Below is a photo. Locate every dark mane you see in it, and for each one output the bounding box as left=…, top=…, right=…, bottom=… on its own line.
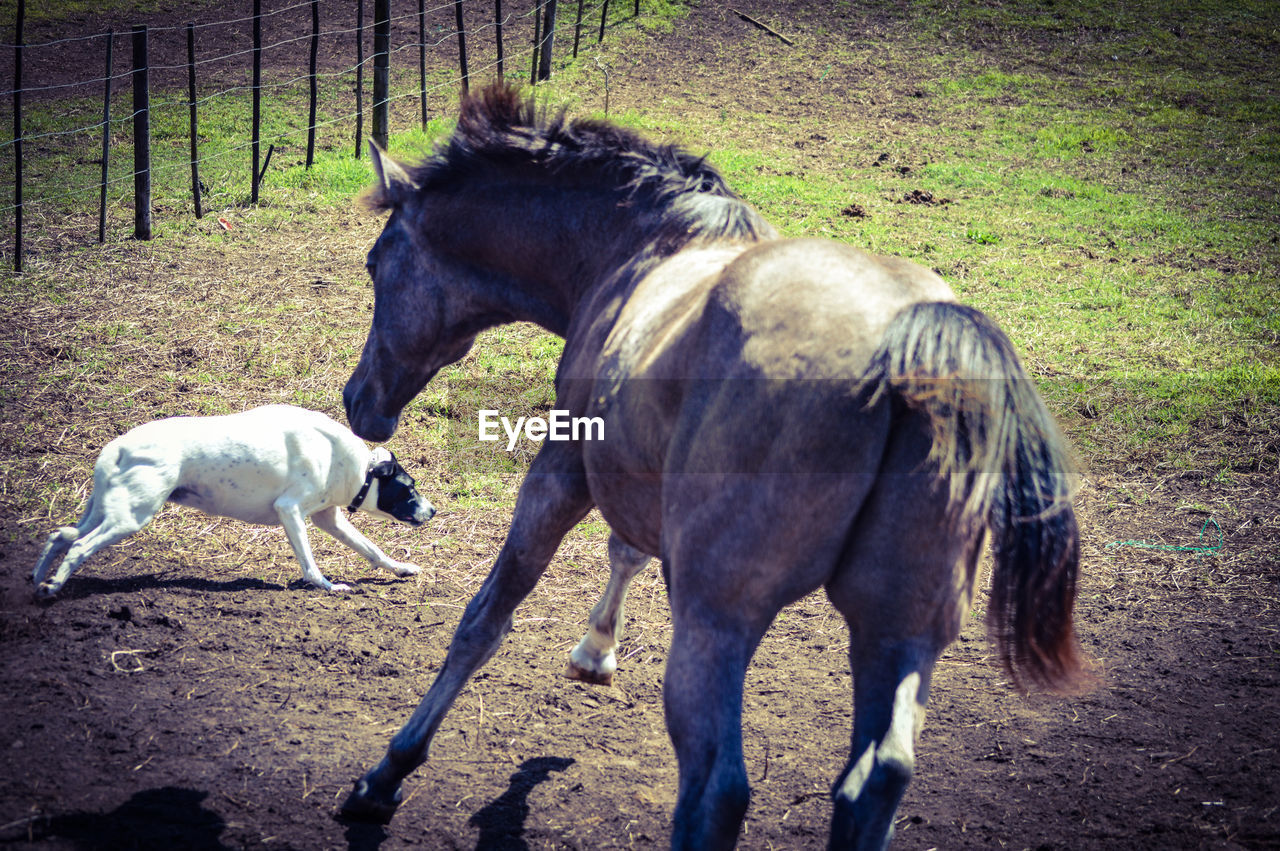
left=392, top=84, right=774, bottom=249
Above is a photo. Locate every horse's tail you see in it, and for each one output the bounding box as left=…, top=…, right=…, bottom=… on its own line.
left=863, top=301, right=1091, bottom=693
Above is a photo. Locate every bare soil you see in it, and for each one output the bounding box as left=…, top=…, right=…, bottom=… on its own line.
left=3, top=2, right=1279, bottom=850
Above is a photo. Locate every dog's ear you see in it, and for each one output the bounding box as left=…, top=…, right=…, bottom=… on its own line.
left=370, top=446, right=398, bottom=476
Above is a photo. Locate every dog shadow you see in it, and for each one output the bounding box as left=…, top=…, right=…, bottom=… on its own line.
left=38, top=573, right=285, bottom=601
left=9, top=786, right=228, bottom=849
left=36, top=571, right=411, bottom=603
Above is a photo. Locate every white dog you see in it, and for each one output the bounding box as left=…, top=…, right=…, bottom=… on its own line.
left=31, top=405, right=435, bottom=598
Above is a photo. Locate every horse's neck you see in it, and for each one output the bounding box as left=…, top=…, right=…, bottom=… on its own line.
left=426, top=183, right=651, bottom=337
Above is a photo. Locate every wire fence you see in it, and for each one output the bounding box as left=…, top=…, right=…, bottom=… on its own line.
left=3, top=0, right=643, bottom=271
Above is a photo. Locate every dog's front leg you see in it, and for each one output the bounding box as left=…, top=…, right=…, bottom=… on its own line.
left=275, top=500, right=350, bottom=592
left=311, top=506, right=423, bottom=579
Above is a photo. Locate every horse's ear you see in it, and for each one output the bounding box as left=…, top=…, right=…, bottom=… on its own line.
left=368, top=141, right=418, bottom=209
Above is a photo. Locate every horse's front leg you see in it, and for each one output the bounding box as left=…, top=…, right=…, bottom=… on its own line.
left=340, top=442, right=592, bottom=823
left=565, top=533, right=651, bottom=685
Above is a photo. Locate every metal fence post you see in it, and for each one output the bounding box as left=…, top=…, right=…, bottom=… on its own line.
left=307, top=0, right=319, bottom=167
left=132, top=25, right=152, bottom=240
left=373, top=0, right=390, bottom=150
left=454, top=0, right=469, bottom=92
left=251, top=0, right=262, bottom=203
left=187, top=24, right=202, bottom=218
left=98, top=30, right=113, bottom=242
left=354, top=0, right=364, bottom=158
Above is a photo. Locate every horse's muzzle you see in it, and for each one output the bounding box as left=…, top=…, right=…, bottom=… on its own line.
left=343, top=381, right=401, bottom=443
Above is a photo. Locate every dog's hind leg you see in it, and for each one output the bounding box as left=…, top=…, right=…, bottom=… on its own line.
left=275, top=500, right=349, bottom=592
left=32, top=526, right=83, bottom=589
left=311, top=506, right=422, bottom=579
left=32, top=472, right=110, bottom=590
left=35, top=476, right=167, bottom=598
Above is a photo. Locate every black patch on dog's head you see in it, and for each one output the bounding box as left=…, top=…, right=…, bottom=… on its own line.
left=374, top=453, right=434, bottom=526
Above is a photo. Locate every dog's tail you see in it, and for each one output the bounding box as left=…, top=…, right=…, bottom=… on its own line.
left=863, top=301, right=1091, bottom=693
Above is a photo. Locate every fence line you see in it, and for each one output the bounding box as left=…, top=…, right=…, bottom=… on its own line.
left=5, top=0, right=624, bottom=255
left=0, top=23, right=577, bottom=223
left=4, top=0, right=634, bottom=268
left=2, top=17, right=550, bottom=145
left=0, top=1, right=536, bottom=107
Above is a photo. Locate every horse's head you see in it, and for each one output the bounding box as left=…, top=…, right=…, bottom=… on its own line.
left=344, top=144, right=477, bottom=442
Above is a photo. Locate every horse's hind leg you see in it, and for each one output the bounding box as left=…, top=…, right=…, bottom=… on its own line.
left=829, top=642, right=937, bottom=850
left=565, top=532, right=650, bottom=685
left=664, top=602, right=761, bottom=851
left=824, top=433, right=980, bottom=850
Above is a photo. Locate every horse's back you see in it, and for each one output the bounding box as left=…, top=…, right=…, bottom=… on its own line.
left=714, top=238, right=955, bottom=378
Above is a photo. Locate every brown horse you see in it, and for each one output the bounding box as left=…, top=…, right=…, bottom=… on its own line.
left=340, top=84, right=1088, bottom=849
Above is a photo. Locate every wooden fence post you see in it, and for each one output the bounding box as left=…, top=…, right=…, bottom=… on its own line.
left=454, top=0, right=469, bottom=93
left=494, top=0, right=504, bottom=80
left=420, top=0, right=430, bottom=126
left=98, top=30, right=113, bottom=242
left=373, top=0, right=389, bottom=150
left=598, top=0, right=609, bottom=42
left=530, top=0, right=542, bottom=84
left=132, top=25, right=151, bottom=240
left=12, top=0, right=23, bottom=271
left=537, top=0, right=557, bottom=81
left=307, top=0, right=319, bottom=167
left=354, top=0, right=364, bottom=158
left=251, top=0, right=262, bottom=204
left=573, top=0, right=584, bottom=58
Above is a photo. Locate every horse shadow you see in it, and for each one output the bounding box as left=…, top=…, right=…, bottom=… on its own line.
left=10, top=786, right=228, bottom=850
left=339, top=756, right=575, bottom=851
left=469, top=756, right=576, bottom=851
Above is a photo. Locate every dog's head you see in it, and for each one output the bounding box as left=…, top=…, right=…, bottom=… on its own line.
left=358, top=447, right=435, bottom=527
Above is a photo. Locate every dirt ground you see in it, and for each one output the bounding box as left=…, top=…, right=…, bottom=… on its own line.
left=3, top=2, right=1279, bottom=849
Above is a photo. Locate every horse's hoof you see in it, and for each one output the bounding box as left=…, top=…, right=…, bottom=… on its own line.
left=563, top=660, right=613, bottom=687
left=337, top=780, right=402, bottom=824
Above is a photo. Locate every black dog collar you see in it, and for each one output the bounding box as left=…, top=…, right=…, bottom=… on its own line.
left=348, top=468, right=375, bottom=513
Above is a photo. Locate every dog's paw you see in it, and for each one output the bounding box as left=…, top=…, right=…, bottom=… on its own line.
left=391, top=562, right=421, bottom=577
left=329, top=582, right=353, bottom=593
left=33, top=582, right=61, bottom=601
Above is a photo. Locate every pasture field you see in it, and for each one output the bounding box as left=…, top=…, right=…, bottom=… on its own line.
left=1, top=0, right=1277, bottom=848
